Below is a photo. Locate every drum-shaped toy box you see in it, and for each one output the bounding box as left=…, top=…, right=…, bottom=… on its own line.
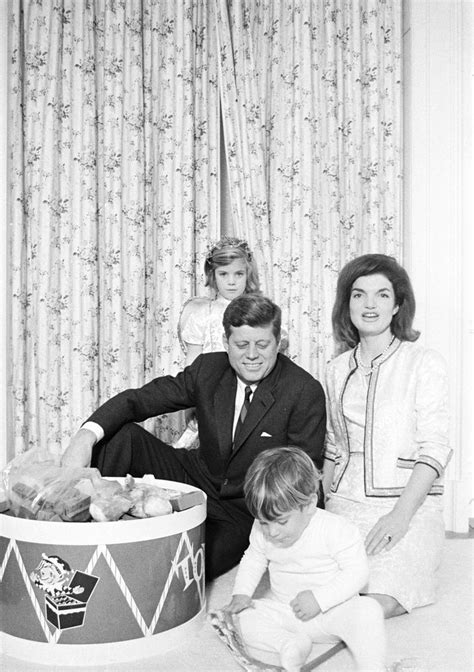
left=0, top=461, right=206, bottom=667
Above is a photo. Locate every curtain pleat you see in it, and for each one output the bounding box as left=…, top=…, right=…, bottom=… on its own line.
left=216, top=0, right=403, bottom=376
left=9, top=0, right=403, bottom=456
left=9, top=0, right=220, bottom=456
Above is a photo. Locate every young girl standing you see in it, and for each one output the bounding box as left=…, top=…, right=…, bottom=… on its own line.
left=178, top=236, right=261, bottom=365
left=174, top=237, right=261, bottom=448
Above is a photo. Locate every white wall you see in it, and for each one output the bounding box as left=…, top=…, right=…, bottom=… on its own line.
left=0, top=0, right=8, bottom=469
left=403, top=0, right=473, bottom=531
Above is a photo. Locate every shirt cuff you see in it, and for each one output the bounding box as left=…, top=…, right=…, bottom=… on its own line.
left=81, top=421, right=104, bottom=443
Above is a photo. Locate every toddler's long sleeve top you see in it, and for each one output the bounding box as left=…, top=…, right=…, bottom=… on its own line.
left=232, top=508, right=368, bottom=613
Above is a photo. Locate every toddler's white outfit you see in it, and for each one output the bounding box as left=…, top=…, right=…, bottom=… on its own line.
left=233, top=508, right=386, bottom=671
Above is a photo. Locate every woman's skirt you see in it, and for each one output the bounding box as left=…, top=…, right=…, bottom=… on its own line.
left=326, top=454, right=445, bottom=611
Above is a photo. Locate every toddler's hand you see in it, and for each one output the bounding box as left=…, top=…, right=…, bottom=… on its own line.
left=290, top=590, right=321, bottom=621
left=224, top=594, right=254, bottom=614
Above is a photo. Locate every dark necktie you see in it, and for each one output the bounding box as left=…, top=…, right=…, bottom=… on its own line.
left=233, top=385, right=252, bottom=447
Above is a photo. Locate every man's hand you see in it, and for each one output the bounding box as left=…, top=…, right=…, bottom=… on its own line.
left=60, top=428, right=96, bottom=468
left=223, top=594, right=254, bottom=614
left=290, top=590, right=321, bottom=621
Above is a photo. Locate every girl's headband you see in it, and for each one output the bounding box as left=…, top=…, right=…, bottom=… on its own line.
left=206, top=237, right=252, bottom=262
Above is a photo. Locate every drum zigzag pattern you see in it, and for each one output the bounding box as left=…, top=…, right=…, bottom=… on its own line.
left=88, top=544, right=149, bottom=635
left=0, top=538, right=57, bottom=643
left=1, top=531, right=206, bottom=642
left=150, top=529, right=205, bottom=633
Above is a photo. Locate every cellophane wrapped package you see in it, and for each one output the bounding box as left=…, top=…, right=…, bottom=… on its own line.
left=2, top=448, right=101, bottom=522
left=1, top=449, right=205, bottom=522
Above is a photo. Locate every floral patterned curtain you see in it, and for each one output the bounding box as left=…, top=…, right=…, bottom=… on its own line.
left=9, top=0, right=220, bottom=457
left=216, top=0, right=403, bottom=376
left=9, top=0, right=403, bottom=459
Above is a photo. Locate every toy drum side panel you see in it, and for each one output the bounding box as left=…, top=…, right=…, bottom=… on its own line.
left=0, top=485, right=206, bottom=666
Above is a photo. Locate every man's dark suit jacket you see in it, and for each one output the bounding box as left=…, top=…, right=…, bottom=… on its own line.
left=87, top=351, right=326, bottom=500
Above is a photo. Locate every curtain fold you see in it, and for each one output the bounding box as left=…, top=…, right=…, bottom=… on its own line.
left=9, top=0, right=220, bottom=456
left=214, top=0, right=273, bottom=294
left=9, top=0, right=403, bottom=457
left=216, top=0, right=403, bottom=375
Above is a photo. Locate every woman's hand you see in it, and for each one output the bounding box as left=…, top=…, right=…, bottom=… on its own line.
left=290, top=590, right=321, bottom=621
left=365, top=509, right=410, bottom=555
left=224, top=594, right=254, bottom=614
left=365, top=463, right=439, bottom=555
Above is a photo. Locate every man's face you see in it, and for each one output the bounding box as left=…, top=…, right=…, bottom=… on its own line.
left=223, top=323, right=280, bottom=385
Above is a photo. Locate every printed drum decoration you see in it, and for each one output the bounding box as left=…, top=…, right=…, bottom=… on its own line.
left=0, top=479, right=206, bottom=666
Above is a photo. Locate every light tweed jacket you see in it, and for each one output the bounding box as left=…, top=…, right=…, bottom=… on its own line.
left=324, top=339, right=452, bottom=498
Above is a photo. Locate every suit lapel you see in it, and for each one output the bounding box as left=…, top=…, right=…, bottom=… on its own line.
left=231, top=359, right=282, bottom=452
left=214, top=367, right=237, bottom=458
left=232, top=384, right=276, bottom=452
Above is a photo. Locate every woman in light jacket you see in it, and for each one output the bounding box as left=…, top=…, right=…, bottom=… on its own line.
left=323, top=254, right=452, bottom=618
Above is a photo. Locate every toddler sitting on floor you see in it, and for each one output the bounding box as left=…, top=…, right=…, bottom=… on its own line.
left=222, top=446, right=386, bottom=672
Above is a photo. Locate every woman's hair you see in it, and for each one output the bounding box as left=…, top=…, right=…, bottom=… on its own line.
left=223, top=293, right=281, bottom=341
left=204, top=237, right=260, bottom=295
left=244, top=447, right=321, bottom=521
left=332, top=253, right=420, bottom=349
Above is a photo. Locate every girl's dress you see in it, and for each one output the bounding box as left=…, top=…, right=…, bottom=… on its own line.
left=325, top=341, right=451, bottom=612
left=179, top=295, right=230, bottom=354
left=175, top=295, right=230, bottom=448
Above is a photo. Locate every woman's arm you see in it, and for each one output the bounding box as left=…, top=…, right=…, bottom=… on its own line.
left=366, top=348, right=451, bottom=555
left=365, top=462, right=438, bottom=555
left=322, top=363, right=340, bottom=498
left=322, top=457, right=336, bottom=500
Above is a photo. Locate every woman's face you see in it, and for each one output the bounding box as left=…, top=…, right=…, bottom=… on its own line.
left=349, top=273, right=399, bottom=339
left=214, top=258, right=248, bottom=300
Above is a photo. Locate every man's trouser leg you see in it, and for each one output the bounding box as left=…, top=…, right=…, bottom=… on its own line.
left=91, top=422, right=253, bottom=580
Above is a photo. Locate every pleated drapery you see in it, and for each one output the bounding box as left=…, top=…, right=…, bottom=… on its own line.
left=9, top=1, right=220, bottom=455
left=9, top=0, right=403, bottom=457
left=216, top=0, right=403, bottom=372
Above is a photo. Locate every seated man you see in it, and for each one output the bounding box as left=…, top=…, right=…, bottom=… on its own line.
left=62, top=294, right=326, bottom=580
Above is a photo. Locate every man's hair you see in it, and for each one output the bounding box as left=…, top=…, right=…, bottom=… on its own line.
left=223, top=294, right=281, bottom=341
left=244, top=447, right=321, bottom=521
left=332, top=253, right=420, bottom=350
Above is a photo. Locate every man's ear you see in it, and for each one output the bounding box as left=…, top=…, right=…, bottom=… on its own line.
left=222, top=333, right=229, bottom=351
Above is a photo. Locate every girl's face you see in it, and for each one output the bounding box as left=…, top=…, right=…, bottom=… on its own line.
left=214, top=258, right=248, bottom=300
left=349, top=273, right=399, bottom=340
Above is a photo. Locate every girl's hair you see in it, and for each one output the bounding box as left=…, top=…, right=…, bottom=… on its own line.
left=204, top=237, right=260, bottom=295
left=332, top=253, right=420, bottom=350
left=244, top=447, right=321, bottom=521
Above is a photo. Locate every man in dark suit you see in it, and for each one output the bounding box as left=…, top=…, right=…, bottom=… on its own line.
left=62, top=294, right=326, bottom=579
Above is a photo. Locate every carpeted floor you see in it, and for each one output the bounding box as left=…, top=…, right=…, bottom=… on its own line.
left=1, top=537, right=472, bottom=672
